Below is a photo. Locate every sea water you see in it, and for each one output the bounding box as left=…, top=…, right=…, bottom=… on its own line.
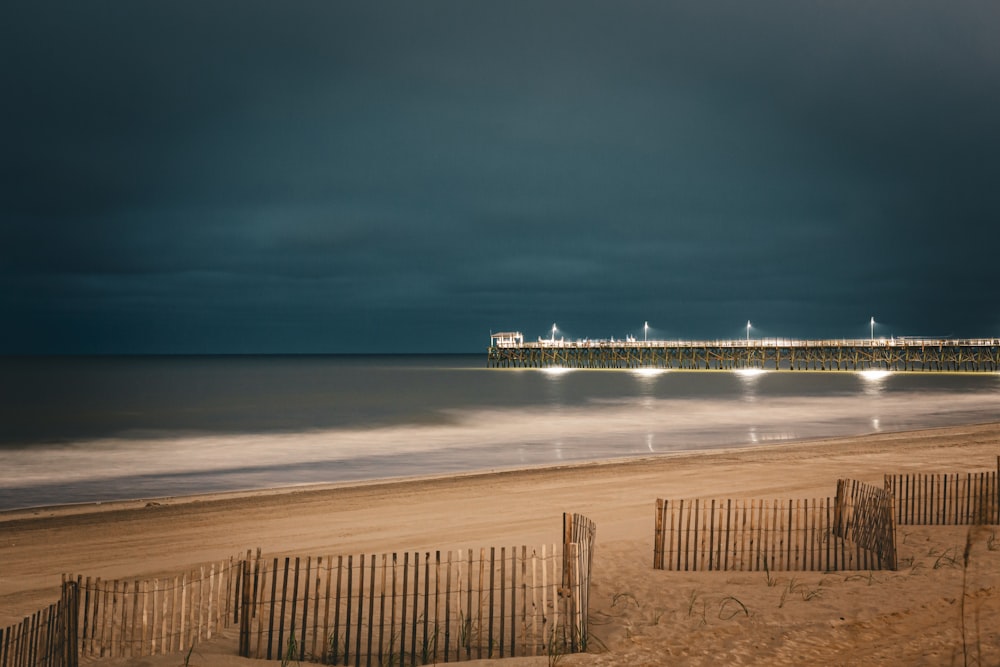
left=1, top=354, right=998, bottom=511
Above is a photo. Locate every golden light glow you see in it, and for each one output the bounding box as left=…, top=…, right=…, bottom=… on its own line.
left=858, top=369, right=892, bottom=381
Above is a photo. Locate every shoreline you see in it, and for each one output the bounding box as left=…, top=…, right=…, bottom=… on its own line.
left=3, top=421, right=1000, bottom=664
left=2, top=420, right=996, bottom=523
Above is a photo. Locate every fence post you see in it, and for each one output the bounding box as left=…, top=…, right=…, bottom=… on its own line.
left=63, top=579, right=80, bottom=667
left=238, top=554, right=253, bottom=657
left=562, top=513, right=573, bottom=592
left=833, top=480, right=844, bottom=537
left=653, top=500, right=664, bottom=569
left=887, top=493, right=898, bottom=570
left=568, top=542, right=579, bottom=653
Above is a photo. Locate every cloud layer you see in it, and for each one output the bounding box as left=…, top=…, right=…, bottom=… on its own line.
left=3, top=1, right=999, bottom=352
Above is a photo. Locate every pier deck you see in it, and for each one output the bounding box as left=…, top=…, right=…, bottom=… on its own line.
left=487, top=336, right=1000, bottom=372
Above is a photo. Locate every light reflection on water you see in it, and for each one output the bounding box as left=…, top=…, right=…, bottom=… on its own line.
left=1, top=357, right=998, bottom=510
left=630, top=368, right=667, bottom=379
left=542, top=366, right=569, bottom=408
left=736, top=369, right=766, bottom=402
left=630, top=368, right=665, bottom=401
left=857, top=370, right=891, bottom=397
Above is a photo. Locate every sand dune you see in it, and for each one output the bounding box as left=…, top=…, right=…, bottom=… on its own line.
left=2, top=422, right=999, bottom=665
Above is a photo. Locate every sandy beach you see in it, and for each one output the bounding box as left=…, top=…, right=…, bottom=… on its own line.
left=2, top=422, right=999, bottom=666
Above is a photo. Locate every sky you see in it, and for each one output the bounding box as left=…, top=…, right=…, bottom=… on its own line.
left=2, top=1, right=999, bottom=354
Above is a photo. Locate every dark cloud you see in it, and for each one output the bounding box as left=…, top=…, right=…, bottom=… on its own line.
left=2, top=0, right=999, bottom=352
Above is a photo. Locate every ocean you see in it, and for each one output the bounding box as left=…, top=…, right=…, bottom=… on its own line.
left=1, top=354, right=998, bottom=511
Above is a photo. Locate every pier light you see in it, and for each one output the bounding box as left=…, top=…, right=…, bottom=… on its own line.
left=870, top=317, right=875, bottom=341
left=644, top=321, right=649, bottom=342
left=551, top=323, right=557, bottom=343
left=746, top=320, right=751, bottom=342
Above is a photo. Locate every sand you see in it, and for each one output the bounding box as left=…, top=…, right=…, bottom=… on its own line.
left=2, top=423, right=999, bottom=665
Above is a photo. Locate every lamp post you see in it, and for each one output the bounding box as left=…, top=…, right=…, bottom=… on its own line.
left=746, top=320, right=751, bottom=343
left=551, top=323, right=557, bottom=343
left=644, top=321, right=649, bottom=342
left=870, top=317, right=875, bottom=342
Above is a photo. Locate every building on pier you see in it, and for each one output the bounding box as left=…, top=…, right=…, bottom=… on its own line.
left=490, top=331, right=524, bottom=347
left=487, top=336, right=1000, bottom=372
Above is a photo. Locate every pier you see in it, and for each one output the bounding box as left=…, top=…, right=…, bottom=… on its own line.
left=487, top=332, right=1000, bottom=372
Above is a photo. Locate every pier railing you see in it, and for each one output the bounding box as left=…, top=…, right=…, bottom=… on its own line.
left=502, top=337, right=1000, bottom=349
left=489, top=337, right=1000, bottom=371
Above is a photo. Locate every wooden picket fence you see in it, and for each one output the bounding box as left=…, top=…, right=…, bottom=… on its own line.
left=239, top=546, right=575, bottom=664
left=238, top=513, right=597, bottom=665
left=0, top=582, right=78, bottom=667
left=885, top=457, right=1000, bottom=525
left=654, top=480, right=897, bottom=572
left=64, top=556, right=241, bottom=660
left=562, top=512, right=596, bottom=652
left=832, top=479, right=897, bottom=570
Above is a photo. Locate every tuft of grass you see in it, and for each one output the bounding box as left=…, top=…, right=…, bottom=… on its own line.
left=380, top=630, right=401, bottom=667
left=418, top=617, right=439, bottom=664
left=457, top=611, right=474, bottom=654
left=844, top=570, right=878, bottom=585
left=890, top=556, right=922, bottom=578
left=933, top=547, right=960, bottom=570
left=762, top=557, right=778, bottom=587
left=800, top=586, right=822, bottom=602
left=325, top=631, right=346, bottom=664
left=778, top=578, right=795, bottom=608
left=577, top=619, right=607, bottom=654
left=718, top=596, right=749, bottom=620
left=280, top=635, right=299, bottom=667
left=778, top=578, right=822, bottom=608
left=546, top=626, right=568, bottom=667
left=611, top=591, right=640, bottom=608
left=685, top=589, right=701, bottom=617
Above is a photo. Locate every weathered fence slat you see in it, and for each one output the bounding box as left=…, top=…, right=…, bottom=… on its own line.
left=3, top=516, right=590, bottom=667
left=61, top=557, right=240, bottom=661
left=226, top=533, right=593, bottom=665
left=654, top=489, right=895, bottom=572
left=0, top=582, right=79, bottom=667
left=885, top=460, right=999, bottom=525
